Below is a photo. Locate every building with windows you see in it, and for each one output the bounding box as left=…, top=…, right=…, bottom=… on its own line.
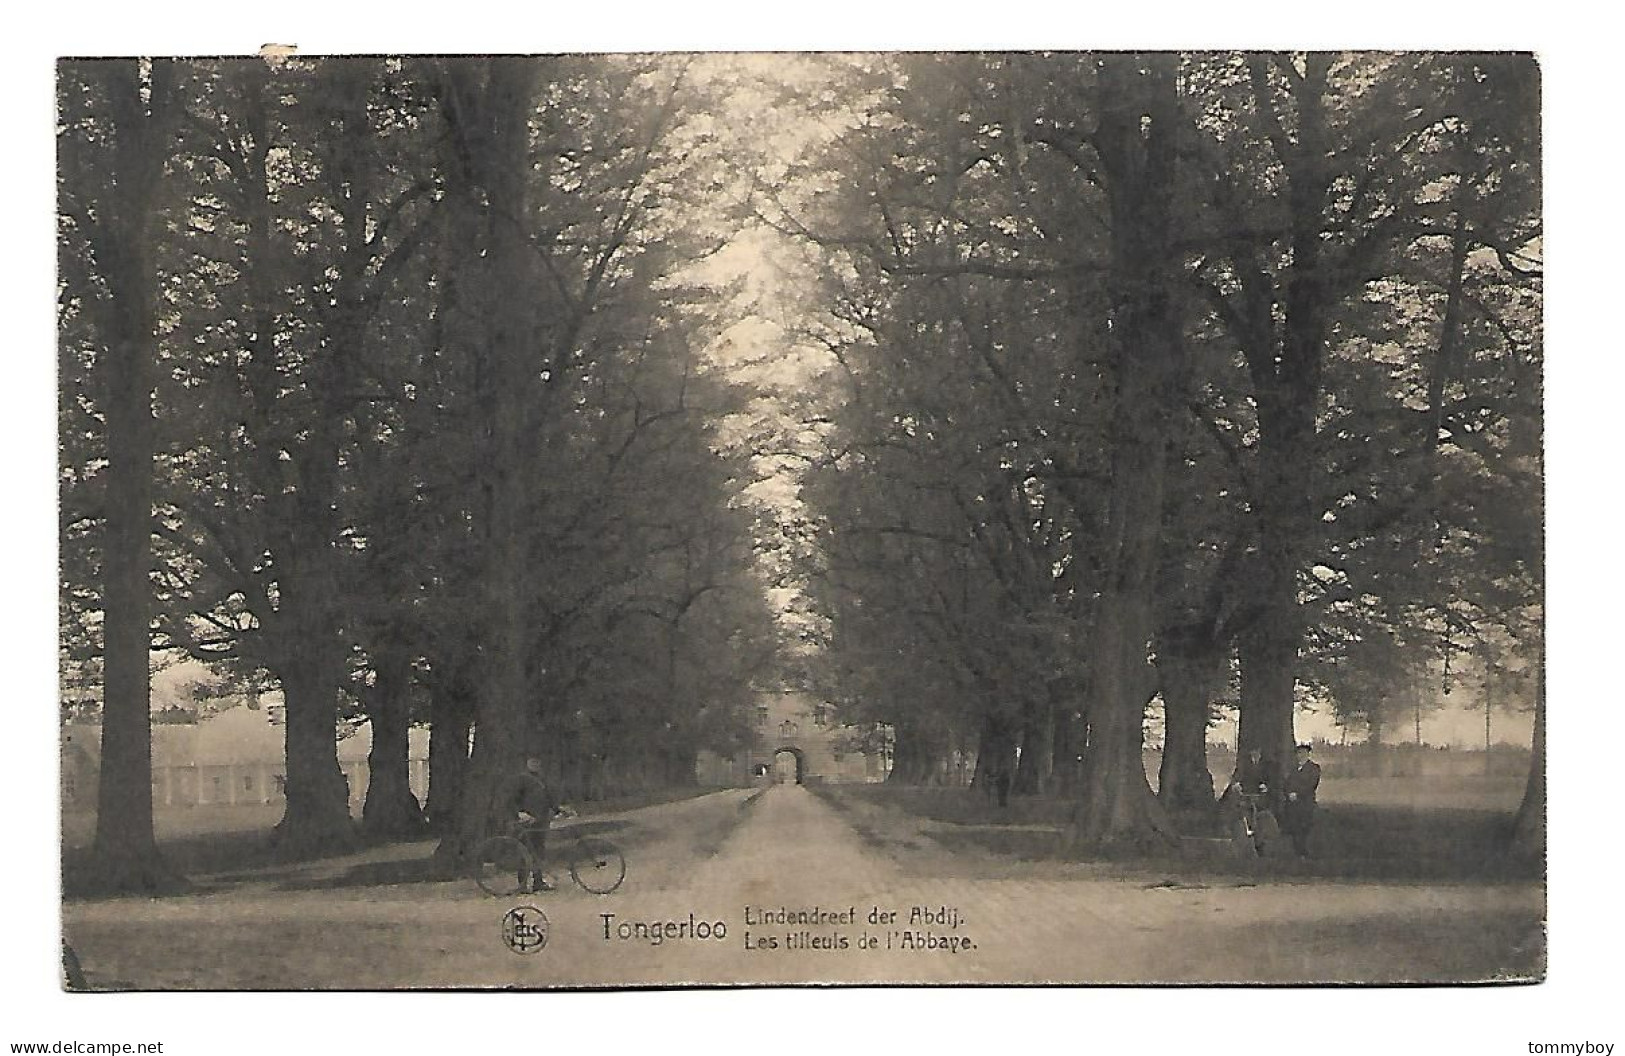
left=61, top=704, right=429, bottom=816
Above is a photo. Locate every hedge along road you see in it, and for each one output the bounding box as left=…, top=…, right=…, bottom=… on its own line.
left=61, top=783, right=1542, bottom=988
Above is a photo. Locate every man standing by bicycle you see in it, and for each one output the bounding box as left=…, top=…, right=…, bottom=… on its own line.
left=1281, top=743, right=1322, bottom=857
left=492, top=755, right=560, bottom=892
left=1223, top=747, right=1281, bottom=855
left=1226, top=747, right=1275, bottom=811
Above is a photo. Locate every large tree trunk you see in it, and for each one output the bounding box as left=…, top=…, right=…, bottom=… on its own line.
left=274, top=657, right=356, bottom=857
left=83, top=60, right=180, bottom=894
left=211, top=58, right=365, bottom=859
left=1067, top=54, right=1182, bottom=851
left=426, top=690, right=473, bottom=834
left=361, top=643, right=429, bottom=839
left=1051, top=700, right=1083, bottom=798
left=971, top=710, right=1016, bottom=800
left=1011, top=691, right=1055, bottom=796
left=1156, top=630, right=1221, bottom=811
left=1228, top=56, right=1338, bottom=795
left=1075, top=611, right=1172, bottom=846
left=433, top=58, right=544, bottom=866
left=269, top=416, right=360, bottom=855
left=1232, top=291, right=1319, bottom=795
left=1510, top=658, right=1544, bottom=858
left=1231, top=316, right=1319, bottom=794
left=886, top=718, right=940, bottom=785
left=1235, top=569, right=1301, bottom=793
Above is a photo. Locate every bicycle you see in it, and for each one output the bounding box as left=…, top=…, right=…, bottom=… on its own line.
left=472, top=816, right=626, bottom=897
left=1230, top=788, right=1281, bottom=858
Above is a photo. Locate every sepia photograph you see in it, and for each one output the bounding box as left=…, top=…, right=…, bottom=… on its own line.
left=48, top=46, right=1553, bottom=996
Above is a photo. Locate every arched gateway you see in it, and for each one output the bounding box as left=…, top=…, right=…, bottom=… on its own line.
left=771, top=746, right=806, bottom=784
left=692, top=691, right=891, bottom=786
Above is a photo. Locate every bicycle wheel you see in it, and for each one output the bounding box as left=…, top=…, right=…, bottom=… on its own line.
left=473, top=835, right=533, bottom=898
left=569, top=837, right=626, bottom=894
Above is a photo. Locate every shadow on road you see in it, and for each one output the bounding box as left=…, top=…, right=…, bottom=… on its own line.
left=64, top=817, right=645, bottom=899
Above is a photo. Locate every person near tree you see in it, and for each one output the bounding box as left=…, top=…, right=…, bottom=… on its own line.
left=1281, top=743, right=1323, bottom=857
left=492, top=755, right=561, bottom=892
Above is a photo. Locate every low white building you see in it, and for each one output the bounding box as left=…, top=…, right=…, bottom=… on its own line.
left=62, top=705, right=429, bottom=815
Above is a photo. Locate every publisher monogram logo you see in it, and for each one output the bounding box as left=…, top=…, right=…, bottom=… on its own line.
left=502, top=905, right=550, bottom=955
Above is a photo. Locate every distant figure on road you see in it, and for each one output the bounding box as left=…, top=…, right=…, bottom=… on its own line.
left=492, top=755, right=561, bottom=892
left=1281, top=743, right=1322, bottom=857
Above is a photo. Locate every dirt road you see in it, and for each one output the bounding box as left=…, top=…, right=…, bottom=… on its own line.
left=62, top=784, right=1542, bottom=988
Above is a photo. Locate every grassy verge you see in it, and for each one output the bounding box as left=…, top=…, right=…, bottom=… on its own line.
left=820, top=781, right=1542, bottom=883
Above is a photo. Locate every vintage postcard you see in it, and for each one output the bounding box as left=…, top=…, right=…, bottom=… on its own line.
left=57, top=50, right=1543, bottom=991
